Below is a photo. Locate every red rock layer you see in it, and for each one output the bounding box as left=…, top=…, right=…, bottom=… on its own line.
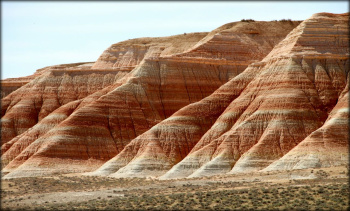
left=1, top=33, right=207, bottom=178
left=1, top=62, right=98, bottom=99
left=160, top=12, right=349, bottom=179
left=263, top=85, right=349, bottom=171
left=1, top=64, right=52, bottom=99
left=89, top=22, right=303, bottom=178
left=91, top=33, right=208, bottom=69
left=1, top=81, right=28, bottom=99
left=2, top=21, right=299, bottom=178
left=1, top=65, right=126, bottom=146
left=90, top=62, right=264, bottom=177
left=1, top=33, right=208, bottom=147
left=1, top=99, right=82, bottom=171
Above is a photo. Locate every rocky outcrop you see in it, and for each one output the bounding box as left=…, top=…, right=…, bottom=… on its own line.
left=161, top=12, right=349, bottom=179
left=2, top=13, right=347, bottom=179
left=1, top=33, right=207, bottom=178
left=89, top=61, right=264, bottom=178
left=1, top=80, right=29, bottom=99
left=2, top=21, right=299, bottom=178
left=1, top=33, right=209, bottom=147
left=92, top=33, right=208, bottom=69
left=1, top=99, right=82, bottom=171
left=89, top=21, right=303, bottom=178
left=0, top=63, right=53, bottom=98
left=262, top=87, right=349, bottom=171
left=1, top=62, right=125, bottom=145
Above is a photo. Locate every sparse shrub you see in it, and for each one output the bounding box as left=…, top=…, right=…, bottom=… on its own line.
left=315, top=169, right=330, bottom=179
left=279, top=19, right=292, bottom=22
left=241, top=19, right=255, bottom=22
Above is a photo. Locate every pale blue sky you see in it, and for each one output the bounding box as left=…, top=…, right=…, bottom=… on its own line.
left=2, top=1, right=348, bottom=79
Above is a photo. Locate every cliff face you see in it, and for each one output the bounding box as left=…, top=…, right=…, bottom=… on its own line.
left=1, top=33, right=207, bottom=146
left=1, top=21, right=299, bottom=178
left=91, top=33, right=208, bottom=69
left=89, top=61, right=263, bottom=177
left=1, top=13, right=348, bottom=179
left=1, top=64, right=52, bottom=99
left=92, top=13, right=348, bottom=179
left=1, top=63, right=126, bottom=145
left=1, top=99, right=82, bottom=170
left=160, top=12, right=349, bottom=179
left=1, top=80, right=30, bottom=99
left=263, top=91, right=349, bottom=171
left=1, top=32, right=207, bottom=177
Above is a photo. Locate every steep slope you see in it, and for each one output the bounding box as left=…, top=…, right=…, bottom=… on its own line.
left=1, top=100, right=82, bottom=171
left=1, top=33, right=207, bottom=177
left=89, top=61, right=264, bottom=177
left=2, top=21, right=300, bottom=178
left=0, top=63, right=55, bottom=99
left=263, top=86, right=349, bottom=171
left=2, top=79, right=32, bottom=99
left=88, top=21, right=303, bottom=178
left=92, top=33, right=208, bottom=69
left=1, top=62, right=126, bottom=145
left=1, top=33, right=208, bottom=147
left=160, top=12, right=349, bottom=179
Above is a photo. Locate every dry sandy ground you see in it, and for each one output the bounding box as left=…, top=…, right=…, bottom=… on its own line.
left=1, top=165, right=348, bottom=210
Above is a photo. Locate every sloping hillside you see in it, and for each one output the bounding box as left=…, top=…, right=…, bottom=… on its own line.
left=2, top=13, right=347, bottom=179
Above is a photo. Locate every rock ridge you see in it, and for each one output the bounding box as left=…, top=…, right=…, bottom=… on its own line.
left=2, top=13, right=347, bottom=179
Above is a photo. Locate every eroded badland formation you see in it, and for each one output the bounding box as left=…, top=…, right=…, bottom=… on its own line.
left=1, top=11, right=349, bottom=210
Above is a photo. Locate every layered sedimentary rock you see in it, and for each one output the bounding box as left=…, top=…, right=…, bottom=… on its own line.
left=90, top=61, right=265, bottom=178
left=92, top=33, right=208, bottom=69
left=263, top=87, right=349, bottom=171
left=1, top=99, right=82, bottom=171
left=1, top=33, right=208, bottom=146
left=1, top=62, right=126, bottom=146
left=92, top=13, right=348, bottom=179
left=3, top=13, right=347, bottom=179
left=161, top=12, right=349, bottom=179
left=2, top=21, right=299, bottom=178
left=89, top=21, right=303, bottom=178
left=1, top=80, right=29, bottom=99
left=1, top=63, right=55, bottom=99
left=1, top=33, right=206, bottom=177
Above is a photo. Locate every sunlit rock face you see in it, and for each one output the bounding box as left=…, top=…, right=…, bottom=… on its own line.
left=1, top=99, right=82, bottom=172
left=0, top=33, right=207, bottom=147
left=160, top=12, right=349, bottom=179
left=0, top=32, right=206, bottom=177
left=1, top=64, right=52, bottom=99
left=1, top=62, right=125, bottom=145
left=2, top=80, right=30, bottom=99
left=1, top=20, right=299, bottom=178
left=262, top=89, right=349, bottom=172
left=2, top=13, right=348, bottom=179
left=87, top=21, right=303, bottom=178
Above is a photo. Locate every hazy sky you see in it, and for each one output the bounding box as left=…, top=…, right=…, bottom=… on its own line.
left=2, top=1, right=348, bottom=79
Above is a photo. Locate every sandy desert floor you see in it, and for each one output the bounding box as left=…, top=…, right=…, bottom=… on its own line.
left=1, top=165, right=349, bottom=210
